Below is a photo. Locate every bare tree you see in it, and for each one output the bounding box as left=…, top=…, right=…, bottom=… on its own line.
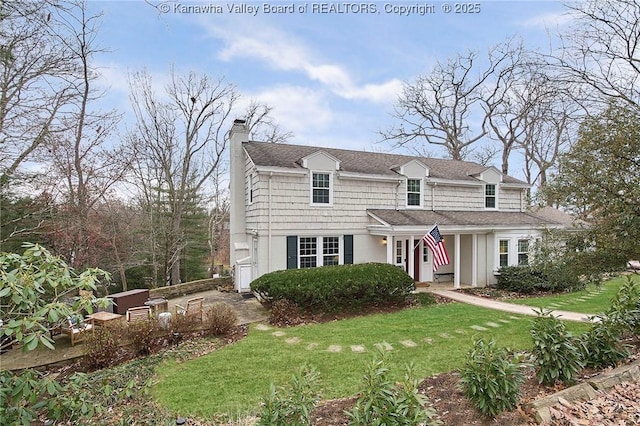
left=0, top=0, right=76, bottom=186
left=243, top=100, right=293, bottom=144
left=41, top=1, right=127, bottom=269
left=128, top=68, right=237, bottom=285
left=554, top=0, right=640, bottom=108
left=382, top=40, right=522, bottom=160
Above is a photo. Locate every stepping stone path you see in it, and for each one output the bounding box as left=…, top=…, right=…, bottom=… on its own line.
left=375, top=342, right=394, bottom=351
left=350, top=345, right=366, bottom=353
left=285, top=337, right=300, bottom=344
left=423, top=337, right=433, bottom=345
left=498, top=319, right=511, bottom=324
left=455, top=329, right=467, bottom=334
left=400, top=340, right=418, bottom=348
left=485, top=322, right=501, bottom=328
left=327, top=345, right=342, bottom=353
left=272, top=331, right=286, bottom=337
left=255, top=324, right=271, bottom=331
left=439, top=333, right=453, bottom=339
left=470, top=325, right=488, bottom=331
left=306, top=343, right=319, bottom=350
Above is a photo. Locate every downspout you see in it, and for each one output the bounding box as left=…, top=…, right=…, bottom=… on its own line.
left=268, top=172, right=273, bottom=272
left=395, top=180, right=402, bottom=210
left=431, top=182, right=436, bottom=211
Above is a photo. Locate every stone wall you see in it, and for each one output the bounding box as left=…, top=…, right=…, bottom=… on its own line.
left=149, top=277, right=232, bottom=299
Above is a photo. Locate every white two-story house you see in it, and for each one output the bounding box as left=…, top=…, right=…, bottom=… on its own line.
left=229, top=119, right=572, bottom=292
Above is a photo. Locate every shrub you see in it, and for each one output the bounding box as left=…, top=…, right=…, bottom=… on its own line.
left=415, top=292, right=438, bottom=307
left=496, top=265, right=584, bottom=294
left=205, top=303, right=238, bottom=336
left=257, top=365, right=321, bottom=426
left=269, top=298, right=303, bottom=327
left=251, top=263, right=415, bottom=314
left=579, top=316, right=629, bottom=369
left=459, top=338, right=526, bottom=418
left=606, top=275, right=640, bottom=334
left=125, top=318, right=163, bottom=356
left=530, top=310, right=585, bottom=386
left=346, top=349, right=440, bottom=426
left=84, top=322, right=127, bottom=370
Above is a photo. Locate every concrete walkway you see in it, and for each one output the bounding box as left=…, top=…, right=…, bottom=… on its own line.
left=427, top=289, right=596, bottom=323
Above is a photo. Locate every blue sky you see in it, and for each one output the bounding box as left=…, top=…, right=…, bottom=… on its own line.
left=90, top=0, right=572, bottom=177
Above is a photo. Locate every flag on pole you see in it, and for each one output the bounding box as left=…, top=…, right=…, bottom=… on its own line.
left=422, top=225, right=450, bottom=272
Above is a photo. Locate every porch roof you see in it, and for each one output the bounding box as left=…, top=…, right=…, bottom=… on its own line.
left=367, top=207, right=575, bottom=228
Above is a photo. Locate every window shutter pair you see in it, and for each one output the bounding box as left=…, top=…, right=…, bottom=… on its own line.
left=286, top=235, right=353, bottom=269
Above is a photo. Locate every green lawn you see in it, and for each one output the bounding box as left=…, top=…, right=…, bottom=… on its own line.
left=504, top=275, right=637, bottom=314
left=152, top=302, right=590, bottom=419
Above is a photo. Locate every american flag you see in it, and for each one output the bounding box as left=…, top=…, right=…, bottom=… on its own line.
left=423, top=225, right=450, bottom=272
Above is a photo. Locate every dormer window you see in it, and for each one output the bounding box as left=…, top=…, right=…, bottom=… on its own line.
left=485, top=184, right=497, bottom=208
left=407, top=178, right=422, bottom=208
left=311, top=172, right=332, bottom=205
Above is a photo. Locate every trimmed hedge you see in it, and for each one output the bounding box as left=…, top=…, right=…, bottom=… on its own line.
left=250, top=263, right=415, bottom=313
left=496, top=265, right=584, bottom=294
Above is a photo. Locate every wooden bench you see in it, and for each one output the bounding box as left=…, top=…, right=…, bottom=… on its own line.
left=434, top=272, right=455, bottom=283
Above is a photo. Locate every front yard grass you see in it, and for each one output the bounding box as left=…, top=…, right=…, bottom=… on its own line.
left=504, top=274, right=637, bottom=314
left=152, top=302, right=590, bottom=420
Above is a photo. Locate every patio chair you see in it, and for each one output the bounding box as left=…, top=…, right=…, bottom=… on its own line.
left=175, top=297, right=204, bottom=322
left=126, top=306, right=152, bottom=322
left=61, top=316, right=94, bottom=346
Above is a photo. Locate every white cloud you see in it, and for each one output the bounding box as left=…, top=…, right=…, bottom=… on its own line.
left=207, top=21, right=401, bottom=104
left=518, top=11, right=575, bottom=30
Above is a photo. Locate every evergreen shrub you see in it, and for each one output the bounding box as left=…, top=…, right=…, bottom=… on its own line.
left=250, top=263, right=415, bottom=313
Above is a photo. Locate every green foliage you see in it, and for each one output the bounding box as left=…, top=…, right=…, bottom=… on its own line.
left=205, top=302, right=238, bottom=336
left=125, top=317, right=163, bottom=356
left=459, top=338, right=526, bottom=418
left=544, top=101, right=640, bottom=268
left=0, top=369, right=103, bottom=425
left=251, top=263, right=415, bottom=313
left=257, top=365, right=322, bottom=426
left=530, top=310, right=585, bottom=386
left=579, top=316, right=629, bottom=370
left=0, top=243, right=111, bottom=351
left=346, top=349, right=440, bottom=426
left=497, top=264, right=584, bottom=294
left=415, top=292, right=438, bottom=306
left=606, top=275, right=640, bottom=334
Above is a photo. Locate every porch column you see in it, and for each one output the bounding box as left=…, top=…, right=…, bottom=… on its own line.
left=454, top=233, right=461, bottom=289
left=408, top=234, right=415, bottom=280
left=386, top=235, right=393, bottom=265
left=471, top=233, right=478, bottom=287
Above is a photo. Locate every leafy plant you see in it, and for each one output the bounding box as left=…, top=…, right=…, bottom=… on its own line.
left=346, top=349, right=440, bottom=426
left=257, top=365, right=322, bottom=426
left=251, top=263, right=415, bottom=314
left=579, top=315, right=629, bottom=369
left=459, top=338, right=526, bottom=417
left=530, top=310, right=585, bottom=386
left=415, top=292, right=438, bottom=306
left=84, top=321, right=127, bottom=370
left=606, top=275, right=640, bottom=334
left=205, top=302, right=238, bottom=336
left=125, top=317, right=163, bottom=356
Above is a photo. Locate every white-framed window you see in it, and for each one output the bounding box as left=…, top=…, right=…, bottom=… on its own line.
left=518, top=239, right=529, bottom=265
left=299, top=237, right=317, bottom=268
left=423, top=244, right=429, bottom=262
left=299, top=236, right=341, bottom=268
left=395, top=240, right=403, bottom=265
left=310, top=172, right=332, bottom=206
left=485, top=184, right=497, bottom=209
left=499, top=239, right=509, bottom=267
left=407, top=178, right=422, bottom=208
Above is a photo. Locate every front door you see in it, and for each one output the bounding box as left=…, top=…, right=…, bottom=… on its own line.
left=413, top=239, right=421, bottom=281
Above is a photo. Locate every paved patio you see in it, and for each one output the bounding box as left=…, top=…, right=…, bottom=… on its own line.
left=0, top=289, right=268, bottom=371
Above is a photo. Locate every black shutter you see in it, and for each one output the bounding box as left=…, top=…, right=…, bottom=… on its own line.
left=344, top=235, right=353, bottom=264
left=286, top=236, right=298, bottom=269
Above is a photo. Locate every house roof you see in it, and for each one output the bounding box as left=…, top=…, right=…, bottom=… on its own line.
left=367, top=209, right=573, bottom=228
left=243, top=142, right=527, bottom=185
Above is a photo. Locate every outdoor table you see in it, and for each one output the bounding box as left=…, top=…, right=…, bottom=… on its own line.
left=86, top=311, right=123, bottom=326
left=144, top=298, right=169, bottom=315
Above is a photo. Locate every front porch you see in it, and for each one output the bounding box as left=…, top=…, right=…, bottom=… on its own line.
left=380, top=233, right=484, bottom=289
